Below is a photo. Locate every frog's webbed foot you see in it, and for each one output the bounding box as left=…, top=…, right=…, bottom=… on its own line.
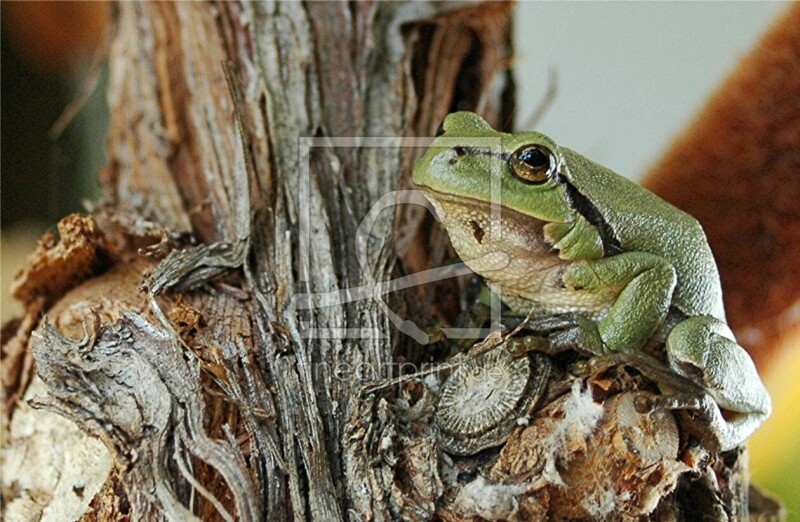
left=506, top=314, right=604, bottom=357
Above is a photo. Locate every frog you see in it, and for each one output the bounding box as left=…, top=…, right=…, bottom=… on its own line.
left=412, top=111, right=771, bottom=452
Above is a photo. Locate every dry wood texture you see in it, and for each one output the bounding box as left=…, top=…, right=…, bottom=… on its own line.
left=3, top=2, right=515, bottom=520
left=0, top=2, right=785, bottom=521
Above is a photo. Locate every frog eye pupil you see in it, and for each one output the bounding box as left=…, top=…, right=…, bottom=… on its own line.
left=519, top=148, right=548, bottom=169
left=509, top=145, right=554, bottom=184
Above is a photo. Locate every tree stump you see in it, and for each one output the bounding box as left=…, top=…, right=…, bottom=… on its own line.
left=1, top=2, right=784, bottom=521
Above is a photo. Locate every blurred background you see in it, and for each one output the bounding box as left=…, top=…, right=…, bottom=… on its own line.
left=1, top=1, right=796, bottom=516
left=1, top=0, right=108, bottom=320
left=514, top=2, right=787, bottom=178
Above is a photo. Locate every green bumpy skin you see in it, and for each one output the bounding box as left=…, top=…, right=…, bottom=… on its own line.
left=413, top=112, right=770, bottom=451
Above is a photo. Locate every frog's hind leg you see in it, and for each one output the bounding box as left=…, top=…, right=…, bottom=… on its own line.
left=569, top=351, right=734, bottom=447
left=665, top=316, right=772, bottom=450
left=666, top=316, right=770, bottom=413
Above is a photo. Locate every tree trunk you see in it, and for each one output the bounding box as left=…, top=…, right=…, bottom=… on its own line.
left=0, top=2, right=784, bottom=521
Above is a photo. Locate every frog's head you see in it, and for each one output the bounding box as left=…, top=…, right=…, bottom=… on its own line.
left=412, top=112, right=584, bottom=275
left=412, top=112, right=575, bottom=225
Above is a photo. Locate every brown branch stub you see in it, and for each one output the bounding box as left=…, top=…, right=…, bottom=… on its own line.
left=10, top=214, right=113, bottom=311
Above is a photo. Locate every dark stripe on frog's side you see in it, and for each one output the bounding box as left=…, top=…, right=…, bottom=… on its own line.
left=561, top=176, right=624, bottom=257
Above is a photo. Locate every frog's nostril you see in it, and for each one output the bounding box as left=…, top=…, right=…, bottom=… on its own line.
left=435, top=121, right=445, bottom=137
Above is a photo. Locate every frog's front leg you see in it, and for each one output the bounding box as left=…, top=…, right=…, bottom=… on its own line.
left=506, top=253, right=676, bottom=356
left=553, top=252, right=677, bottom=354
left=665, top=315, right=771, bottom=451
left=569, top=252, right=678, bottom=353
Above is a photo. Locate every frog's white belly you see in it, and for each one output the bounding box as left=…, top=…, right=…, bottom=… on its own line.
left=428, top=190, right=618, bottom=319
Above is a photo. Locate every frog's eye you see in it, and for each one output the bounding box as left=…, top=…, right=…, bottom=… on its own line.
left=509, top=145, right=556, bottom=184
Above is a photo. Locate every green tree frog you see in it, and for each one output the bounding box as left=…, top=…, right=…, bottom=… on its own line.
left=412, top=112, right=771, bottom=452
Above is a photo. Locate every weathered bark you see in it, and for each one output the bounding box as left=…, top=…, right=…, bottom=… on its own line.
left=3, top=2, right=513, bottom=520
left=1, top=2, right=785, bottom=521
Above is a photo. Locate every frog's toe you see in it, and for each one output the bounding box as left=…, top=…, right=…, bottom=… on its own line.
left=548, top=319, right=604, bottom=355
left=633, top=391, right=705, bottom=414
left=569, top=353, right=631, bottom=376
left=506, top=335, right=550, bottom=356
